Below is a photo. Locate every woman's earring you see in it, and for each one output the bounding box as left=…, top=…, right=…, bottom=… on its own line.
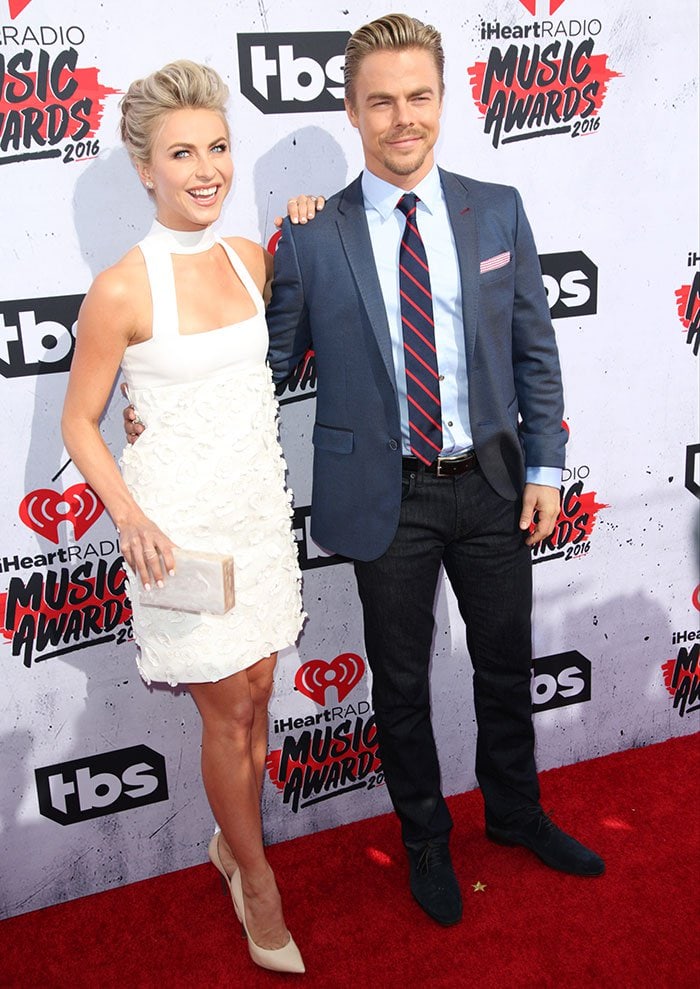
left=145, top=180, right=154, bottom=189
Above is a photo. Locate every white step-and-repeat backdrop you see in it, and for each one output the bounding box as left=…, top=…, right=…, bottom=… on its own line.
left=1, top=0, right=698, bottom=918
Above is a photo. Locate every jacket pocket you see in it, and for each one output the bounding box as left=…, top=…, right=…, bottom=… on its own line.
left=312, top=422, right=354, bottom=454
left=479, top=250, right=511, bottom=274
left=479, top=260, right=513, bottom=285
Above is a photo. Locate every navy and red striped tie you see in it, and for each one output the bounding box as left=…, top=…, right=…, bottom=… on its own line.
left=397, top=193, right=442, bottom=465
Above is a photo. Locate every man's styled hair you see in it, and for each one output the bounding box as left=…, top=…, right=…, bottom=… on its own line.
left=344, top=13, right=445, bottom=106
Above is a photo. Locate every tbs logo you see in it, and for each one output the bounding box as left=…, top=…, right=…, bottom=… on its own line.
left=0, top=295, right=82, bottom=377
left=539, top=252, right=598, bottom=319
left=237, top=32, right=349, bottom=114
left=531, top=650, right=592, bottom=711
left=292, top=505, right=346, bottom=570
left=35, top=745, right=168, bottom=825
left=686, top=443, right=700, bottom=499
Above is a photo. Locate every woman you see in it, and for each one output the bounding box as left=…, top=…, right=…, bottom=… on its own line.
left=62, top=60, right=313, bottom=975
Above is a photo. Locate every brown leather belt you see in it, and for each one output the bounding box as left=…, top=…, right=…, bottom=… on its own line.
left=401, top=450, right=478, bottom=478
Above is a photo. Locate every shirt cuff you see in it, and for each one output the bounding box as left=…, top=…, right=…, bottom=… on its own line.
left=526, top=467, right=562, bottom=488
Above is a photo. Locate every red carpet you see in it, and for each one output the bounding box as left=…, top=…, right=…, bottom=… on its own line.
left=3, top=734, right=699, bottom=988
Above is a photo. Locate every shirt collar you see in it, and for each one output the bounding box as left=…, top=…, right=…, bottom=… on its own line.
left=361, top=163, right=441, bottom=221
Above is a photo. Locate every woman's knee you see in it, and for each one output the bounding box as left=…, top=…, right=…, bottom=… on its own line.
left=190, top=681, right=256, bottom=738
left=205, top=698, right=257, bottom=745
left=247, top=654, right=276, bottom=710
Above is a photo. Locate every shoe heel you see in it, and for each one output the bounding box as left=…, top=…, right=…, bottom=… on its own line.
left=208, top=833, right=244, bottom=921
left=208, top=832, right=238, bottom=889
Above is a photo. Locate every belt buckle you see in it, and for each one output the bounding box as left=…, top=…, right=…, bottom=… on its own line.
left=435, top=456, right=453, bottom=478
left=435, top=452, right=472, bottom=477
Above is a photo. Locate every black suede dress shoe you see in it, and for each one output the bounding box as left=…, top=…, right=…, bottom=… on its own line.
left=407, top=841, right=463, bottom=925
left=486, top=809, right=605, bottom=876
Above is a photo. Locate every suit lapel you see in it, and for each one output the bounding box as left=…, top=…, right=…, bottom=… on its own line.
left=335, top=171, right=478, bottom=392
left=336, top=176, right=398, bottom=395
left=439, top=168, right=478, bottom=372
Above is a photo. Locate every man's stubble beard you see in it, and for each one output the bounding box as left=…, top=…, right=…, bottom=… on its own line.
left=381, top=144, right=431, bottom=178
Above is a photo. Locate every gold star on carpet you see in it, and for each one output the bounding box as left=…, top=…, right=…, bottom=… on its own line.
left=472, top=881, right=487, bottom=892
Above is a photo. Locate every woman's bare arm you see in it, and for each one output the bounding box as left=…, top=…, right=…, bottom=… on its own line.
left=61, top=262, right=176, bottom=588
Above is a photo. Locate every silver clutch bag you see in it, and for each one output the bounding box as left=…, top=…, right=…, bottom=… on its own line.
left=137, top=548, right=235, bottom=615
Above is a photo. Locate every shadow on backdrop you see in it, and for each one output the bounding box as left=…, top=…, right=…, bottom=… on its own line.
left=252, top=126, right=348, bottom=245
left=73, top=147, right=151, bottom=278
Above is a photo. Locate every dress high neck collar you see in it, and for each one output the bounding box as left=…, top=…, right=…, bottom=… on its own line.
left=147, top=219, right=218, bottom=254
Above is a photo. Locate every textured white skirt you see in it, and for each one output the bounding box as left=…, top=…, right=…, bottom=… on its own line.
left=119, top=364, right=304, bottom=686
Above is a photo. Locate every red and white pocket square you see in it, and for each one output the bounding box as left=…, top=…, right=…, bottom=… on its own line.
left=480, top=251, right=511, bottom=274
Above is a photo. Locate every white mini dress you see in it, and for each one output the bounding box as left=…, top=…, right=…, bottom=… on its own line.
left=119, top=221, right=304, bottom=686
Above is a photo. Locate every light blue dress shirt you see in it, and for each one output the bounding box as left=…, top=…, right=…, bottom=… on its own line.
left=361, top=165, right=561, bottom=488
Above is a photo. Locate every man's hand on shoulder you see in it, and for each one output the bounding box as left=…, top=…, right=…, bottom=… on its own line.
left=519, top=483, right=560, bottom=547
left=273, top=194, right=325, bottom=228
left=121, top=382, right=144, bottom=446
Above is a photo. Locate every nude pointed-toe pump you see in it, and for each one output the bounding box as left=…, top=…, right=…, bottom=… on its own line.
left=230, top=869, right=305, bottom=975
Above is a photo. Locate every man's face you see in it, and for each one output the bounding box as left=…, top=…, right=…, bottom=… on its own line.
left=345, top=47, right=443, bottom=189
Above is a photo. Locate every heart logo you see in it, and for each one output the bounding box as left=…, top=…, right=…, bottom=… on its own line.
left=295, top=653, right=365, bottom=706
left=515, top=0, right=566, bottom=15
left=9, top=1, right=33, bottom=19
left=19, top=484, right=105, bottom=545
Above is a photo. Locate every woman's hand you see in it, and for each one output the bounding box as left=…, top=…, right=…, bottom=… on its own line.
left=118, top=513, right=177, bottom=590
left=274, top=194, right=325, bottom=228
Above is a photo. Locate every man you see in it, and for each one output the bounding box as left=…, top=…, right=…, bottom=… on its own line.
left=266, top=13, right=604, bottom=926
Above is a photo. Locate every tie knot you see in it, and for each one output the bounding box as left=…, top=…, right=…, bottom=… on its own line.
left=397, top=192, right=418, bottom=217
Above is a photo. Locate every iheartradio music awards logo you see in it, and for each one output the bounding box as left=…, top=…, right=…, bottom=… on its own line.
left=19, top=483, right=104, bottom=542
left=468, top=0, right=622, bottom=149
left=531, top=425, right=608, bottom=565
left=266, top=653, right=383, bottom=813
left=276, top=349, right=317, bottom=408
left=0, top=482, right=133, bottom=668
left=661, top=586, right=700, bottom=719
left=7, top=0, right=32, bottom=17
left=675, top=252, right=700, bottom=356
left=0, top=0, right=118, bottom=167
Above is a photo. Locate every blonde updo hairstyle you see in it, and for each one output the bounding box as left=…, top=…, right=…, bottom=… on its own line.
left=120, top=59, right=230, bottom=166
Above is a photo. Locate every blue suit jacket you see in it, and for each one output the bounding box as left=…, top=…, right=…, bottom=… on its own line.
left=267, top=168, right=566, bottom=562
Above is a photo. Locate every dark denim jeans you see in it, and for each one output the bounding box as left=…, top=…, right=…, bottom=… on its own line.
left=354, top=464, right=540, bottom=848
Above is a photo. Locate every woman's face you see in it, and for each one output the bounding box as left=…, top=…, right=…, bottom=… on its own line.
left=140, top=107, right=233, bottom=230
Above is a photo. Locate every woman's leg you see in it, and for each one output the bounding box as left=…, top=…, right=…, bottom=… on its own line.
left=188, top=654, right=288, bottom=950
left=248, top=653, right=276, bottom=797
left=205, top=654, right=276, bottom=875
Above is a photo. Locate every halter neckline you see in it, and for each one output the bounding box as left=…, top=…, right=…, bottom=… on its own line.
left=147, top=219, right=218, bottom=254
